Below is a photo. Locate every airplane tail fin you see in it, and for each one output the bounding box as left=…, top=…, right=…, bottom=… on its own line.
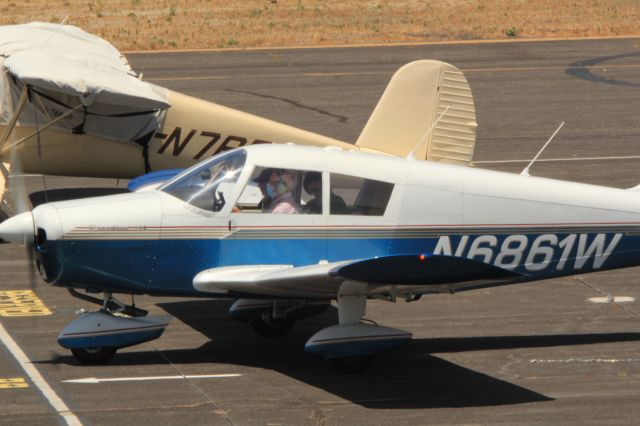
left=355, top=60, right=478, bottom=165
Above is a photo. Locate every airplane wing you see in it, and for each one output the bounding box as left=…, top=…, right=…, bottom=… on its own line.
left=192, top=254, right=525, bottom=299
left=0, top=22, right=169, bottom=145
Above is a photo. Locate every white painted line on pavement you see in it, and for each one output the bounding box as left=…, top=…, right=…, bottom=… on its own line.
left=63, top=373, right=242, bottom=384
left=0, top=321, right=82, bottom=426
left=530, top=358, right=640, bottom=364
left=588, top=296, right=635, bottom=303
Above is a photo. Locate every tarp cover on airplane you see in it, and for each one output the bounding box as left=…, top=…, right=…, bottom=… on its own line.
left=0, top=22, right=169, bottom=143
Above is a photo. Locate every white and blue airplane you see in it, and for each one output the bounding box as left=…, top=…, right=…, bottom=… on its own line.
left=1, top=142, right=638, bottom=372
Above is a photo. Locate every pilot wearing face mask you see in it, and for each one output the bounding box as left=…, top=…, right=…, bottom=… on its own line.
left=251, top=168, right=274, bottom=212
left=265, top=169, right=300, bottom=214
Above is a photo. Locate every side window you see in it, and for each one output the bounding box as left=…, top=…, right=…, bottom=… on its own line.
left=234, top=167, right=323, bottom=214
left=330, top=174, right=394, bottom=216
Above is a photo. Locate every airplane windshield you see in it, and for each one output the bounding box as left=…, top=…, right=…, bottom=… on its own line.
left=160, top=149, right=247, bottom=212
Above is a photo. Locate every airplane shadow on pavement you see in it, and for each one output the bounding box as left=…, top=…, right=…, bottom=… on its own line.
left=43, top=299, right=640, bottom=409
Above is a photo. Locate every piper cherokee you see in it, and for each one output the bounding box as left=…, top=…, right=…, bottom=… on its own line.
left=1, top=142, right=639, bottom=373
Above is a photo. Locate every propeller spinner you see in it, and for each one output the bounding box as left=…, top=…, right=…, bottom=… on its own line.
left=0, top=211, right=34, bottom=244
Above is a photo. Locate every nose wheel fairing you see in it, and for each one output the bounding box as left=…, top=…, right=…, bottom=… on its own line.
left=58, top=311, right=171, bottom=349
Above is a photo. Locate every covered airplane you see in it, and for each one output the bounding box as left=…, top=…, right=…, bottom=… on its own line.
left=0, top=22, right=478, bottom=212
left=0, top=143, right=638, bottom=372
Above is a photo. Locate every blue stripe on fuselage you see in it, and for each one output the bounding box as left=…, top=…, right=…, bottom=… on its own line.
left=38, top=232, right=640, bottom=295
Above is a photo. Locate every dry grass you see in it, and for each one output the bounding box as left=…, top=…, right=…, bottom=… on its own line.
left=1, top=0, right=639, bottom=51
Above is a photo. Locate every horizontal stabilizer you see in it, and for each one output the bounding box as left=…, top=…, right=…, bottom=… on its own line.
left=356, top=60, right=477, bottom=165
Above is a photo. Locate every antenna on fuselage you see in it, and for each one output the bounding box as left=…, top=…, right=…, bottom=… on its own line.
left=521, top=121, right=565, bottom=177
left=406, top=104, right=451, bottom=160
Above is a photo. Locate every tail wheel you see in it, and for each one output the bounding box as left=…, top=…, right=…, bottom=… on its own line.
left=71, top=347, right=117, bottom=364
left=250, top=315, right=294, bottom=337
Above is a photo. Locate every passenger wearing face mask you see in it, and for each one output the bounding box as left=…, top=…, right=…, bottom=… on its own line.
left=265, top=169, right=300, bottom=214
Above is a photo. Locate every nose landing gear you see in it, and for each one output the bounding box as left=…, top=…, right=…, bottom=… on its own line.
left=59, top=292, right=171, bottom=364
left=70, top=346, right=117, bottom=364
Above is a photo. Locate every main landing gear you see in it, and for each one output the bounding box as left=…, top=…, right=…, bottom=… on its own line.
left=251, top=312, right=295, bottom=337
left=231, top=285, right=412, bottom=373
left=58, top=291, right=171, bottom=364
left=229, top=299, right=330, bottom=337
left=304, top=281, right=412, bottom=374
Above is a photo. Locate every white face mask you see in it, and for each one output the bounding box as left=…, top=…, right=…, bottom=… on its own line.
left=276, top=180, right=287, bottom=195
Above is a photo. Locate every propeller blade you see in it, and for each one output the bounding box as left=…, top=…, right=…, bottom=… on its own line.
left=25, top=244, right=38, bottom=290
left=7, top=145, right=31, bottom=214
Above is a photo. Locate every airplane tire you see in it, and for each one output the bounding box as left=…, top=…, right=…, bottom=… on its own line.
left=329, top=356, right=374, bottom=374
left=250, top=316, right=294, bottom=337
left=71, top=347, right=117, bottom=364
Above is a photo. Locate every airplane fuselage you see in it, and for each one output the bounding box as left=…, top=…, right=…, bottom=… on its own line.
left=27, top=145, right=640, bottom=299
left=5, top=90, right=354, bottom=179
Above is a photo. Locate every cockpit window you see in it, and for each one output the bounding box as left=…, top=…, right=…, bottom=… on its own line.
left=330, top=173, right=393, bottom=215
left=234, top=167, right=323, bottom=214
left=160, top=149, right=246, bottom=212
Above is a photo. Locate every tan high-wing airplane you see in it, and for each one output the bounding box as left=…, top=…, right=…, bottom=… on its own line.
left=0, top=22, right=477, bottom=214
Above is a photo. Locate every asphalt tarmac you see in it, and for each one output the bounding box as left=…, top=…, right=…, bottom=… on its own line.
left=2, top=38, right=640, bottom=425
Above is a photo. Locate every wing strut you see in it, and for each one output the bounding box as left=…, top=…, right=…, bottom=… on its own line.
left=1, top=102, right=84, bottom=155
left=0, top=85, right=29, bottom=150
